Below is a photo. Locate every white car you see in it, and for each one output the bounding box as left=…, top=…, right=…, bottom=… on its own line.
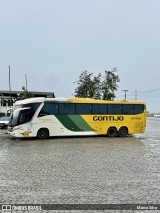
left=0, top=116, right=10, bottom=128
left=154, top=114, right=160, bottom=118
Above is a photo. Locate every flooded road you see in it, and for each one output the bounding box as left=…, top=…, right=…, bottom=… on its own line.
left=0, top=117, right=160, bottom=211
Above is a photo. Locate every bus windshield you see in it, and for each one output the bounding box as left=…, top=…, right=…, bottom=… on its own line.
left=10, top=108, right=31, bottom=127
left=9, top=102, right=41, bottom=127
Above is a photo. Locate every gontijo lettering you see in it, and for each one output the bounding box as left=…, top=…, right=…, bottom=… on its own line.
left=93, top=116, right=124, bottom=121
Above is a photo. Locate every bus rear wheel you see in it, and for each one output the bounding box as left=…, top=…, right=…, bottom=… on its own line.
left=37, top=128, right=49, bottom=139
left=107, top=127, right=117, bottom=137
left=118, top=127, right=128, bottom=137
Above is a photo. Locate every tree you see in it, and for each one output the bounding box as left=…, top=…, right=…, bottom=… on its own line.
left=101, top=67, right=120, bottom=100
left=93, top=73, right=102, bottom=99
left=21, top=86, right=33, bottom=99
left=74, top=71, right=94, bottom=98
left=74, top=68, right=120, bottom=100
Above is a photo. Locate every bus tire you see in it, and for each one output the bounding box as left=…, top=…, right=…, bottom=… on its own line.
left=37, top=128, right=49, bottom=139
left=118, top=127, right=128, bottom=137
left=107, top=127, right=117, bottom=137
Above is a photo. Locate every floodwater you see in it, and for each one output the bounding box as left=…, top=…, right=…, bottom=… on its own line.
left=0, top=117, right=160, bottom=212
left=136, top=117, right=160, bottom=144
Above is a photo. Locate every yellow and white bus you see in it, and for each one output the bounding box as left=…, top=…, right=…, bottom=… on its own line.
left=8, top=97, right=146, bottom=138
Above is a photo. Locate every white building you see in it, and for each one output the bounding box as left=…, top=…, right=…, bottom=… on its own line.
left=0, top=90, right=55, bottom=117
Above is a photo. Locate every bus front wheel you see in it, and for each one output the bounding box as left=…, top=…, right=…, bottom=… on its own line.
left=118, top=127, right=128, bottom=137
left=107, top=127, right=117, bottom=137
left=37, top=128, right=49, bottom=139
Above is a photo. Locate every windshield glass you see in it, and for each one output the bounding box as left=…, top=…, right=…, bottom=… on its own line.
left=9, top=109, right=21, bottom=126
left=13, top=104, right=22, bottom=111
left=9, top=102, right=41, bottom=127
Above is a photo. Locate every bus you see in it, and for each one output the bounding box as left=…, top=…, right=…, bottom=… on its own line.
left=8, top=97, right=146, bottom=139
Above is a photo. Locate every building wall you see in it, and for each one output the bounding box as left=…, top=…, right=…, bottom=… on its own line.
left=0, top=90, right=55, bottom=117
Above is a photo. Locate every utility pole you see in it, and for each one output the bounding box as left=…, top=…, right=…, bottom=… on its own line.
left=8, top=65, right=12, bottom=108
left=122, top=90, right=128, bottom=101
left=25, top=74, right=28, bottom=91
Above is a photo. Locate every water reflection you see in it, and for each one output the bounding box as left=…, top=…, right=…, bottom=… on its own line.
left=135, top=117, right=160, bottom=143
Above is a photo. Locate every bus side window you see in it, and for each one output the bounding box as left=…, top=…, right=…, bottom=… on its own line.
left=108, top=104, right=122, bottom=114
left=123, top=105, right=135, bottom=114
left=123, top=105, right=129, bottom=114
left=92, top=104, right=107, bottom=114
left=76, top=104, right=91, bottom=114
left=38, top=102, right=58, bottom=116
left=135, top=104, right=144, bottom=114
left=59, top=103, right=75, bottom=114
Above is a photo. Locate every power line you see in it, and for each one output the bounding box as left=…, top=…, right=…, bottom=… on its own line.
left=116, top=87, right=160, bottom=100
left=138, top=88, right=160, bottom=94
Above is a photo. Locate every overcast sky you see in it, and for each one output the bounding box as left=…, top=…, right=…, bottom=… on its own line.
left=0, top=0, right=160, bottom=112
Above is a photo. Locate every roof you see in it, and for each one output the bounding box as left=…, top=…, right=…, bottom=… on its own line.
left=14, top=97, right=146, bottom=105
left=0, top=90, right=55, bottom=98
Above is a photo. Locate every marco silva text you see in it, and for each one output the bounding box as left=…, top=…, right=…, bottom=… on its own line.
left=137, top=205, right=158, bottom=210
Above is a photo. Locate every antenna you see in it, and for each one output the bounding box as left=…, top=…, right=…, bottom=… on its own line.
left=8, top=65, right=12, bottom=107
left=25, top=74, right=28, bottom=91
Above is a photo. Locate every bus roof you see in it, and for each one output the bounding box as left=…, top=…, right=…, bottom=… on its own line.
left=14, top=97, right=46, bottom=105
left=14, top=97, right=146, bottom=105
